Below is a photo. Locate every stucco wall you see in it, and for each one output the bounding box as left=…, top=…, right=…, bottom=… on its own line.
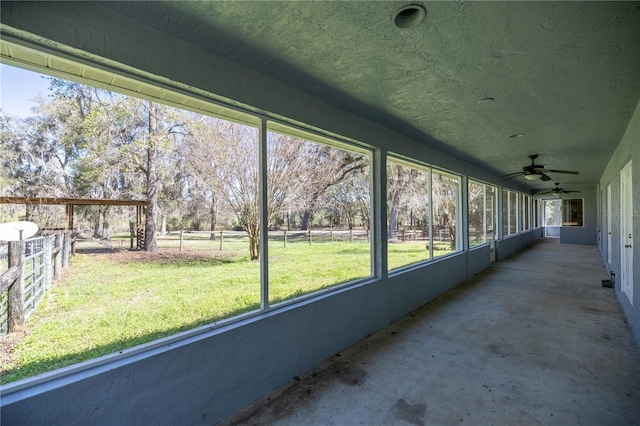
left=598, top=99, right=640, bottom=344
left=496, top=229, right=543, bottom=261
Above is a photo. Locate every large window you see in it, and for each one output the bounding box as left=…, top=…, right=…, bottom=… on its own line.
left=468, top=180, right=497, bottom=247
left=562, top=199, right=584, bottom=226
left=387, top=158, right=431, bottom=269
left=546, top=199, right=584, bottom=227
left=266, top=125, right=372, bottom=304
left=432, top=170, right=460, bottom=257
left=522, top=195, right=531, bottom=231
left=386, top=159, right=461, bottom=270
left=502, top=189, right=519, bottom=236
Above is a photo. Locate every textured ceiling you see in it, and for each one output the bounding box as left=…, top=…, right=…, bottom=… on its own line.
left=100, top=1, right=640, bottom=190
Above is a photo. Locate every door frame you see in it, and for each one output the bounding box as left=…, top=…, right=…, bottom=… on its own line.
left=606, top=183, right=612, bottom=265
left=620, top=160, right=633, bottom=305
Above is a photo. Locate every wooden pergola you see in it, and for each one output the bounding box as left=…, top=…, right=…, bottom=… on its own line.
left=0, top=196, right=147, bottom=249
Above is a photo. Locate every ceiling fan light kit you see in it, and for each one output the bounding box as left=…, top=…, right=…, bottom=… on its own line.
left=524, top=172, right=540, bottom=181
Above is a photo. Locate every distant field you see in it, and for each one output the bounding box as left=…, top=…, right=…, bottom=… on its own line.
left=1, top=231, right=450, bottom=383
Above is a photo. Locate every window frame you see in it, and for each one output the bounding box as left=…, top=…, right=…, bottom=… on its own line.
left=264, top=121, right=376, bottom=307
left=386, top=155, right=463, bottom=273
left=468, top=179, right=497, bottom=249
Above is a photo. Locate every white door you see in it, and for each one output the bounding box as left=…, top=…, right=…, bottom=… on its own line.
left=620, top=161, right=633, bottom=305
left=607, top=183, right=612, bottom=264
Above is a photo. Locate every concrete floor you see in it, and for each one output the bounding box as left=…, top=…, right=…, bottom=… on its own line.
left=219, top=239, right=640, bottom=425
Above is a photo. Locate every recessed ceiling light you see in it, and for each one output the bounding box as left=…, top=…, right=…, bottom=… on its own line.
left=394, top=5, right=427, bottom=29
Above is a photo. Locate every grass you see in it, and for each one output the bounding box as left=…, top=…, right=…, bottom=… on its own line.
left=1, top=233, right=452, bottom=384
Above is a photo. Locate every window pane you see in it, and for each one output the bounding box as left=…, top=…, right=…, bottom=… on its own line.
left=486, top=186, right=497, bottom=241
left=0, top=66, right=263, bottom=382
left=523, top=195, right=530, bottom=230
left=562, top=199, right=583, bottom=226
left=468, top=181, right=486, bottom=247
left=509, top=191, right=518, bottom=234
left=266, top=127, right=372, bottom=304
left=432, top=170, right=460, bottom=257
left=502, top=189, right=510, bottom=236
left=387, top=159, right=431, bottom=270
left=545, top=200, right=562, bottom=226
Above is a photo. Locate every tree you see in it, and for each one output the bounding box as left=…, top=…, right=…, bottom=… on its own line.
left=185, top=120, right=310, bottom=260
left=294, top=143, right=368, bottom=230
left=432, top=172, right=459, bottom=248
left=323, top=164, right=370, bottom=229
left=81, top=95, right=188, bottom=252
left=387, top=164, right=430, bottom=240
left=0, top=86, right=93, bottom=198
left=467, top=182, right=486, bottom=244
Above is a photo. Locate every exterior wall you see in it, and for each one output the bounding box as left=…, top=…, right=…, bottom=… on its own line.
left=467, top=244, right=492, bottom=279
left=598, top=99, right=640, bottom=344
left=388, top=253, right=470, bottom=322
left=0, top=2, right=549, bottom=424
left=545, top=226, right=561, bottom=237
left=496, top=229, right=543, bottom=261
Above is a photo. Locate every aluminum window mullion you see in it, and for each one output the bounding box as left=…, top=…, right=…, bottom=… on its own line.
left=375, top=149, right=387, bottom=279
left=459, top=175, right=465, bottom=251
left=428, top=168, right=433, bottom=259
left=483, top=184, right=487, bottom=244
left=259, top=118, right=269, bottom=310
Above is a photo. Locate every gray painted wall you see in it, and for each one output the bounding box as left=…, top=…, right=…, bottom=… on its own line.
left=545, top=226, right=561, bottom=237
left=598, top=99, right=640, bottom=345
left=467, top=245, right=492, bottom=279
left=496, top=229, right=543, bottom=261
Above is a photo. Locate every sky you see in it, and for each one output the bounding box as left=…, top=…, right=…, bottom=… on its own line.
left=0, top=63, right=52, bottom=118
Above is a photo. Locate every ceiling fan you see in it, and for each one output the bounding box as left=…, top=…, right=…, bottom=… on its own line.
left=537, top=182, right=581, bottom=196
left=501, top=154, right=579, bottom=181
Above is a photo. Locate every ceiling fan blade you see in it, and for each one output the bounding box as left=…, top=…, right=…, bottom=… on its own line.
left=540, top=173, right=552, bottom=181
left=501, top=172, right=525, bottom=181
left=500, top=171, right=524, bottom=178
left=563, top=190, right=581, bottom=193
left=502, top=174, right=523, bottom=181
left=537, top=191, right=552, bottom=195
left=547, top=169, right=579, bottom=174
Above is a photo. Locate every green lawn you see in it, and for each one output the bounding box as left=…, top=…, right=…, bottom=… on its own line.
left=1, top=234, right=451, bottom=383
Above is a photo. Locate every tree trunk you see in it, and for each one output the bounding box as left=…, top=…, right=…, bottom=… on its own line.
left=102, top=221, right=110, bottom=240
left=249, top=234, right=259, bottom=260
left=301, top=210, right=311, bottom=231
left=160, top=212, right=167, bottom=237
left=388, top=190, right=402, bottom=240
left=145, top=101, right=159, bottom=253
left=247, top=226, right=259, bottom=260
left=93, top=210, right=101, bottom=238
left=129, top=220, right=136, bottom=250
left=209, top=196, right=217, bottom=241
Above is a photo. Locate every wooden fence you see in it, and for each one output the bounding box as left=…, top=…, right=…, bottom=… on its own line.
left=0, top=231, right=75, bottom=337
left=173, top=229, right=371, bottom=251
